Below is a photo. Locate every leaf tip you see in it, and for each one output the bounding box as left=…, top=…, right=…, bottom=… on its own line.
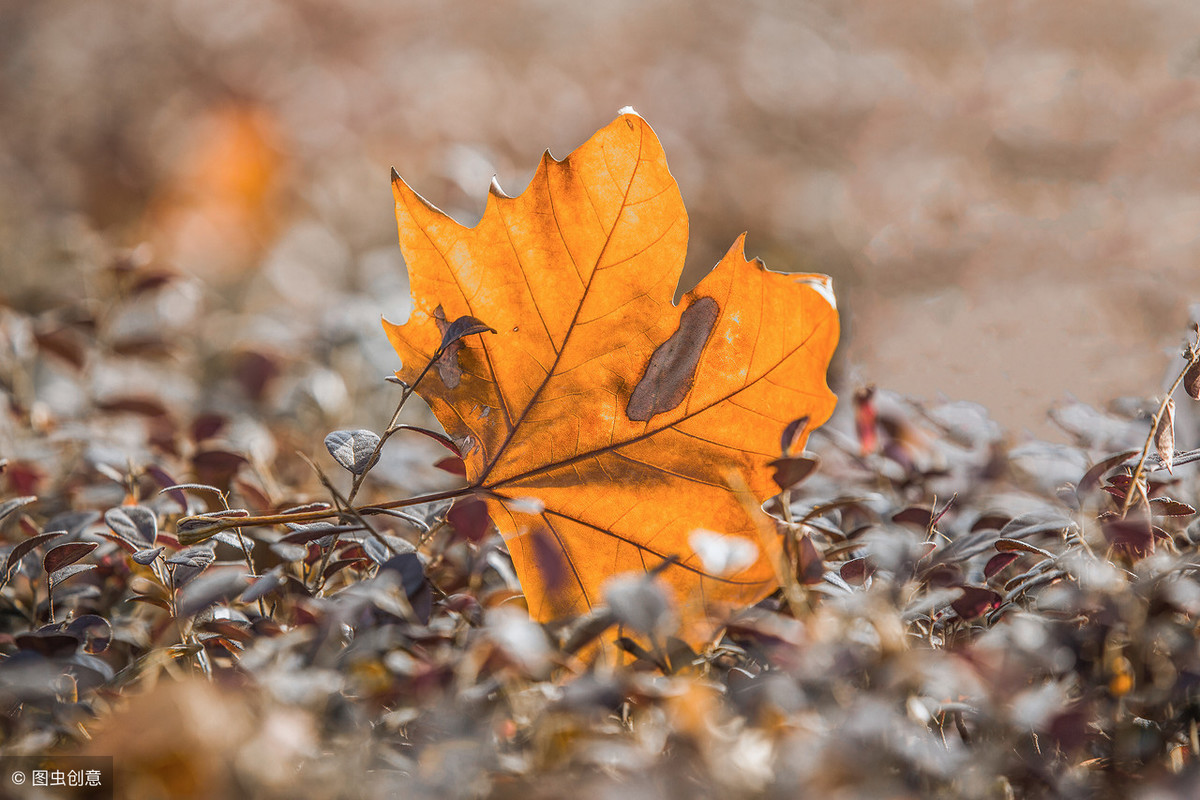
left=390, top=166, right=401, bottom=183
left=617, top=105, right=640, bottom=118
left=488, top=175, right=512, bottom=199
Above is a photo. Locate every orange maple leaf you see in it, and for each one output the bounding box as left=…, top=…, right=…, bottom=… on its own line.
left=384, top=112, right=839, bottom=645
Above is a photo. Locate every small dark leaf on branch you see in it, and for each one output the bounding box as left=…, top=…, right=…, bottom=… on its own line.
left=840, top=557, right=873, bottom=585
left=4, top=531, right=67, bottom=576
left=178, top=566, right=253, bottom=617
left=437, top=315, right=497, bottom=355
left=984, top=552, right=1020, bottom=579
left=447, top=496, right=491, bottom=542
left=0, top=496, right=37, bottom=523
left=1103, top=517, right=1155, bottom=559
left=780, top=416, right=810, bottom=457
left=132, top=547, right=165, bottom=565
left=796, top=533, right=824, bottom=585
left=1184, top=360, right=1200, bottom=400
left=105, top=506, right=158, bottom=548
left=324, top=429, right=381, bottom=474
left=393, top=425, right=462, bottom=455
left=43, top=541, right=98, bottom=574
left=768, top=455, right=819, bottom=491
left=435, top=456, right=467, bottom=476
left=951, top=586, right=1001, bottom=620
left=97, top=532, right=138, bottom=553
left=166, top=546, right=216, bottom=585
left=49, top=563, right=96, bottom=588
left=1149, top=497, right=1196, bottom=517
left=1077, top=450, right=1140, bottom=498
left=892, top=506, right=934, bottom=529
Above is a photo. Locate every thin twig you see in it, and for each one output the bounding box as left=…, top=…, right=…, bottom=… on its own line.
left=177, top=485, right=473, bottom=544
left=344, top=357, right=437, bottom=507
left=1120, top=331, right=1200, bottom=518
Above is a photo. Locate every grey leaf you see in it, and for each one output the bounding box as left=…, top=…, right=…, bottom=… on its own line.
left=324, top=429, right=381, bottom=474
left=104, top=506, right=157, bottom=548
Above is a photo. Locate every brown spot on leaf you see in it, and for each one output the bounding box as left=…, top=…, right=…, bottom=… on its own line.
left=432, top=307, right=463, bottom=389
left=626, top=296, right=719, bottom=422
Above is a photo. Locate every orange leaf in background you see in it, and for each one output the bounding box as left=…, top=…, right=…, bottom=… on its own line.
left=384, top=112, right=839, bottom=646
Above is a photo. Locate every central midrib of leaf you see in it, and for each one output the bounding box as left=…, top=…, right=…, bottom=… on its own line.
left=474, top=124, right=646, bottom=487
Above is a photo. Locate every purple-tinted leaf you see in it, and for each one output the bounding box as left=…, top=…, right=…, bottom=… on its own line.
left=768, top=455, right=819, bottom=491
left=166, top=546, right=215, bottom=585
left=132, top=547, right=165, bottom=565
left=192, top=450, right=247, bottom=489
left=1184, top=360, right=1200, bottom=401
left=796, top=533, right=823, bottom=585
left=393, top=424, right=462, bottom=455
left=923, top=561, right=962, bottom=588
left=434, top=456, right=468, bottom=476
left=49, top=563, right=96, bottom=588
left=952, top=586, right=1002, bottom=620
left=892, top=506, right=933, bottom=529
left=1077, top=450, right=1139, bottom=497
left=447, top=497, right=491, bottom=542
left=970, top=513, right=1011, bottom=532
left=0, top=496, right=36, bottom=523
left=780, top=415, right=811, bottom=456
left=437, top=314, right=496, bottom=355
left=994, top=539, right=1053, bottom=558
left=281, top=522, right=340, bottom=546
left=4, top=531, right=67, bottom=576
left=321, top=558, right=364, bottom=581
left=97, top=531, right=139, bottom=553
left=1150, top=497, right=1196, bottom=517
left=177, top=567, right=253, bottom=617
left=380, top=552, right=431, bottom=624
left=840, top=557, right=873, bottom=585
left=190, top=412, right=227, bottom=443
left=241, top=568, right=284, bottom=604
left=380, top=552, right=426, bottom=598
left=43, top=542, right=98, bottom=574
left=104, top=506, right=157, bottom=548
left=984, top=552, right=1020, bottom=578
left=1102, top=517, right=1155, bottom=559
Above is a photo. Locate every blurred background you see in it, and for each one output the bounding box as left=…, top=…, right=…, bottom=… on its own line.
left=4, top=0, right=1200, bottom=443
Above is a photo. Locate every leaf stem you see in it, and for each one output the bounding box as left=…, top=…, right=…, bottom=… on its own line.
left=177, top=485, right=473, bottom=544
left=344, top=357, right=438, bottom=507
left=1120, top=331, right=1200, bottom=518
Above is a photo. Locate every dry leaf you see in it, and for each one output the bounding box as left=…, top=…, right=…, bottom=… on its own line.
left=383, top=112, right=838, bottom=645
left=1154, top=398, right=1175, bottom=473
left=1185, top=354, right=1200, bottom=400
